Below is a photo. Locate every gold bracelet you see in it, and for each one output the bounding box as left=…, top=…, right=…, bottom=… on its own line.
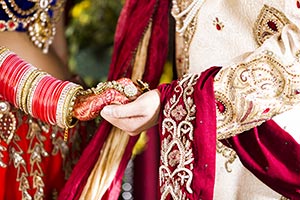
left=61, top=84, right=83, bottom=142
left=56, top=82, right=83, bottom=129
left=16, top=67, right=36, bottom=107
left=64, top=85, right=83, bottom=128
left=0, top=47, right=11, bottom=67
left=80, top=79, right=148, bottom=98
left=20, top=69, right=41, bottom=114
left=26, top=73, right=48, bottom=116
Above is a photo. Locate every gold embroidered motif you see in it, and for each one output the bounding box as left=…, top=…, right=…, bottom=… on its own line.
left=0, top=102, right=74, bottom=199
left=160, top=74, right=199, bottom=199
left=0, top=145, right=7, bottom=168
left=254, top=5, right=290, bottom=46
left=216, top=141, right=237, bottom=173
left=214, top=51, right=300, bottom=139
left=0, top=100, right=16, bottom=144
left=27, top=119, right=48, bottom=199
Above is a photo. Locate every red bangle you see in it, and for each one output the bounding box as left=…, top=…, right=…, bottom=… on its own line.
left=0, top=54, right=16, bottom=97
left=2, top=55, right=21, bottom=101
left=45, top=79, right=61, bottom=124
left=31, top=75, right=51, bottom=120
left=6, top=60, right=28, bottom=104
left=38, top=76, right=56, bottom=122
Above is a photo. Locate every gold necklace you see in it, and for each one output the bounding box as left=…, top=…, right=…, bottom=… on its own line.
left=0, top=0, right=66, bottom=53
left=7, top=0, right=37, bottom=15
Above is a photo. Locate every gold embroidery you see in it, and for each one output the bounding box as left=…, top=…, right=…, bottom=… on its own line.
left=0, top=145, right=6, bottom=168
left=254, top=5, right=290, bottom=46
left=27, top=120, right=48, bottom=199
left=160, top=74, right=199, bottom=199
left=172, top=0, right=203, bottom=77
left=214, top=51, right=300, bottom=139
left=216, top=141, right=237, bottom=173
left=0, top=103, right=74, bottom=199
left=0, top=100, right=16, bottom=144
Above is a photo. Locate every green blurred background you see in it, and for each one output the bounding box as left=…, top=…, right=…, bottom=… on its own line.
left=66, top=0, right=124, bottom=86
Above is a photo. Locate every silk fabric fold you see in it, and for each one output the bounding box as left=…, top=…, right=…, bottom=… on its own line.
left=58, top=0, right=169, bottom=199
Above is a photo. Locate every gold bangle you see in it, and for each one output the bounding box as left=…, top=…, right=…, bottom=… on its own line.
left=60, top=84, right=83, bottom=142
left=0, top=46, right=9, bottom=57
left=56, top=82, right=83, bottom=129
left=82, top=80, right=140, bottom=98
left=26, top=73, right=48, bottom=116
left=64, top=85, right=83, bottom=128
left=15, top=67, right=36, bottom=107
left=20, top=69, right=41, bottom=114
left=0, top=47, right=11, bottom=67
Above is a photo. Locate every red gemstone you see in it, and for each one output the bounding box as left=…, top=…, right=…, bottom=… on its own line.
left=216, top=24, right=221, bottom=30
left=8, top=21, right=16, bottom=29
left=177, top=58, right=183, bottom=63
left=216, top=100, right=226, bottom=113
left=297, top=1, right=300, bottom=8
left=0, top=23, right=5, bottom=30
left=262, top=108, right=270, bottom=114
left=267, top=21, right=278, bottom=32
left=295, top=89, right=300, bottom=95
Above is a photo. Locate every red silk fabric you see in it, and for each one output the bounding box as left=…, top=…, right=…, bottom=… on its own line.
left=58, top=0, right=169, bottom=199
left=228, top=121, right=300, bottom=199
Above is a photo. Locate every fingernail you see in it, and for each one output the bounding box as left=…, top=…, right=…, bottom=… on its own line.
left=102, top=106, right=113, bottom=116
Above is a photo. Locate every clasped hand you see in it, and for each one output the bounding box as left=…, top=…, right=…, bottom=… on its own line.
left=71, top=78, right=161, bottom=136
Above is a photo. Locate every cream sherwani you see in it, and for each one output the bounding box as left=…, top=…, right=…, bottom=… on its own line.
left=173, top=0, right=300, bottom=199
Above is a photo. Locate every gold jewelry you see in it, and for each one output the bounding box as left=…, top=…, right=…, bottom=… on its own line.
left=136, top=79, right=150, bottom=92
left=16, top=67, right=37, bottom=107
left=26, top=73, right=49, bottom=116
left=0, top=0, right=66, bottom=53
left=79, top=79, right=143, bottom=98
left=61, top=84, right=83, bottom=142
left=20, top=69, right=41, bottom=114
left=0, top=47, right=11, bottom=67
left=56, top=83, right=83, bottom=130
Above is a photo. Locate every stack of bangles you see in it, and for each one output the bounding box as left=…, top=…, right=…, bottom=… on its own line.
left=0, top=47, right=83, bottom=141
left=0, top=47, right=148, bottom=141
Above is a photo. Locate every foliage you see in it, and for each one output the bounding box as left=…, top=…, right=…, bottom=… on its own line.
left=66, top=0, right=123, bottom=86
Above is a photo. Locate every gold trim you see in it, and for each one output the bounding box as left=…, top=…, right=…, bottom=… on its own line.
left=160, top=74, right=199, bottom=199
left=254, top=5, right=290, bottom=46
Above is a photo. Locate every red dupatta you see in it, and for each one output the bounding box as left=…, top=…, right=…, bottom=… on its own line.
left=58, top=0, right=170, bottom=199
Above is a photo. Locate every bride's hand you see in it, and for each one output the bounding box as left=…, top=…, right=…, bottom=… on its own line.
left=72, top=78, right=143, bottom=121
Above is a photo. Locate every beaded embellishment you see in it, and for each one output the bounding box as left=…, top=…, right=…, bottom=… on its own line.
left=254, top=5, right=290, bottom=46
left=160, top=74, right=199, bottom=199
left=214, top=51, right=300, bottom=139
left=172, top=0, right=206, bottom=77
left=0, top=0, right=66, bottom=53
left=0, top=100, right=16, bottom=144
